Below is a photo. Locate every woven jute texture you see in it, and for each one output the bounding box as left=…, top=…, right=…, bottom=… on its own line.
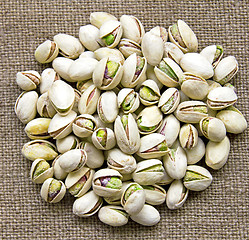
left=1, top=0, right=248, bottom=239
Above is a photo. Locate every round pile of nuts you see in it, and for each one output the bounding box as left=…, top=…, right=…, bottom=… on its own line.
left=14, top=12, right=247, bottom=227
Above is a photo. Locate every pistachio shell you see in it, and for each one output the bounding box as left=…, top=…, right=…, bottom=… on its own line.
left=52, top=57, right=74, bottom=82
left=179, top=124, right=198, bottom=149
left=200, top=45, right=223, bottom=68
left=35, top=40, right=59, bottom=63
left=164, top=42, right=184, bottom=64
left=118, top=38, right=142, bottom=58
left=16, top=70, right=40, bottom=91
left=150, top=26, right=168, bottom=43
left=40, top=68, right=60, bottom=94
left=142, top=184, right=166, bottom=205
left=94, top=47, right=125, bottom=64
left=146, top=64, right=164, bottom=90
left=56, top=134, right=79, bottom=154
left=185, top=137, right=205, bottom=164
left=92, top=127, right=116, bottom=150
left=52, top=156, right=68, bottom=180
left=37, top=92, right=57, bottom=118
left=90, top=12, right=118, bottom=28
left=79, top=51, right=96, bottom=59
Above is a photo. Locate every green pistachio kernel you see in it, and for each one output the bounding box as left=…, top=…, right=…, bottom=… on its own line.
left=122, top=92, right=136, bottom=111
left=213, top=45, right=223, bottom=63
left=137, top=118, right=156, bottom=132
left=121, top=115, right=128, bottom=129
left=48, top=179, right=62, bottom=202
left=184, top=170, right=208, bottom=182
left=124, top=184, right=143, bottom=200
left=102, top=34, right=115, bottom=46
left=33, top=160, right=50, bottom=179
left=158, top=60, right=178, bottom=81
left=139, top=164, right=164, bottom=173
left=139, top=86, right=159, bottom=102
left=106, top=177, right=122, bottom=189
left=170, top=24, right=186, bottom=48
left=161, top=96, right=174, bottom=113
left=193, top=106, right=208, bottom=114
left=141, top=185, right=155, bottom=190
left=202, top=118, right=210, bottom=135
left=106, top=61, right=119, bottom=78
left=157, top=141, right=168, bottom=151
left=96, top=129, right=107, bottom=147
left=75, top=118, right=94, bottom=130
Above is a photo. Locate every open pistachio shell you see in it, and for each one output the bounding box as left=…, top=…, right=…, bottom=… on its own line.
left=179, top=124, right=198, bottom=149
left=16, top=70, right=40, bottom=91
left=40, top=68, right=60, bottom=94
left=52, top=155, right=68, bottom=180
left=164, top=42, right=184, bottom=64
left=52, top=57, right=74, bottom=82
left=142, top=184, right=166, bottom=205
left=37, top=92, right=56, bottom=118
left=90, top=12, right=118, bottom=28
left=185, top=137, right=205, bottom=165
left=77, top=79, right=94, bottom=94
left=56, top=134, right=79, bottom=154
left=72, top=89, right=81, bottom=115
left=118, top=38, right=142, bottom=58
left=200, top=45, right=223, bottom=68
left=94, top=47, right=125, bottom=64
left=150, top=26, right=168, bottom=43
left=92, top=127, right=116, bottom=150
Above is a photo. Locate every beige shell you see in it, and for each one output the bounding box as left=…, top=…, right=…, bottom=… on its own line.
left=52, top=155, right=68, bottom=180
left=92, top=127, right=116, bottom=150
left=52, top=57, right=74, bottom=82
left=37, top=92, right=57, bottom=118
left=146, top=64, right=163, bottom=90
left=56, top=134, right=79, bottom=154
left=157, top=168, right=173, bottom=185
left=94, top=47, right=125, bottom=64
left=77, top=79, right=94, bottom=94
left=164, top=42, right=184, bottom=64
left=143, top=184, right=166, bottom=205
left=40, top=68, right=60, bottom=94
left=79, top=51, right=96, bottom=59
left=118, top=38, right=142, bottom=58
left=185, top=137, right=205, bottom=165
left=200, top=45, right=223, bottom=68
left=179, top=124, right=198, bottom=149
left=16, top=70, right=40, bottom=91
left=150, top=26, right=168, bottom=43
left=90, top=12, right=118, bottom=28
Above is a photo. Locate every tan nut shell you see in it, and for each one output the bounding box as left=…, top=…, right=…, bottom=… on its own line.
left=94, top=47, right=125, bottom=64
left=52, top=155, right=68, bottom=180
left=118, top=38, right=142, bottom=58
left=37, top=92, right=57, bottom=118
left=179, top=124, right=198, bottom=149
left=16, top=70, right=40, bottom=91
left=92, top=127, right=116, bottom=150
left=90, top=12, right=118, bottom=28
left=164, top=42, right=184, bottom=64
left=56, top=134, right=79, bottom=154
left=143, top=184, right=166, bottom=205
left=52, top=57, right=74, bottom=82
left=40, top=68, right=60, bottom=94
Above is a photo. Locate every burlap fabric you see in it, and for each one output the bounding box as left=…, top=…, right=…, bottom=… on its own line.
left=1, top=0, right=248, bottom=239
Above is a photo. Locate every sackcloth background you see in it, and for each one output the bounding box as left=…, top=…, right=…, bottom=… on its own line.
left=0, top=0, right=248, bottom=239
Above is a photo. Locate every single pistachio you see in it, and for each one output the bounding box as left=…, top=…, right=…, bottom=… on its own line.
left=35, top=40, right=59, bottom=63
left=73, top=190, right=103, bottom=217
left=79, top=51, right=96, bottom=59
left=30, top=159, right=53, bottom=184
left=132, top=159, right=165, bottom=185
left=185, top=137, right=205, bottom=165
left=92, top=168, right=123, bottom=198
left=150, top=26, right=168, bottom=43
left=183, top=165, right=212, bottom=191
left=52, top=57, right=74, bottom=82
left=98, top=206, right=129, bottom=227
left=121, top=182, right=145, bottom=215
left=154, top=58, right=183, bottom=88
left=90, top=12, right=118, bottom=28
left=40, top=178, right=66, bottom=203
left=179, top=124, right=198, bottom=149
left=15, top=91, right=38, bottom=124
left=136, top=133, right=169, bottom=159
left=121, top=173, right=133, bottom=182
left=94, top=47, right=125, bottom=64
left=53, top=33, right=84, bottom=59
left=92, top=127, right=116, bottom=150
left=205, top=136, right=230, bottom=170
left=164, top=42, right=184, bottom=64
left=120, top=15, right=145, bottom=44
left=207, top=87, right=237, bottom=110
left=121, top=53, right=147, bottom=88
left=24, top=118, right=51, bottom=140
left=174, top=101, right=208, bottom=123
left=65, top=167, right=94, bottom=197
left=207, top=79, right=222, bottom=94
left=216, top=106, right=247, bottom=134
left=200, top=45, right=223, bottom=68
left=37, top=92, right=57, bottom=118
left=130, top=204, right=160, bottom=226
left=40, top=68, right=60, bottom=94
left=156, top=169, right=173, bottom=185
left=118, top=38, right=142, bottom=58
left=168, top=19, right=198, bottom=53
left=213, top=56, right=238, bottom=85
left=146, top=64, right=164, bottom=90
left=166, top=180, right=189, bottom=210
left=163, top=147, right=187, bottom=180
left=142, top=184, right=166, bottom=205
left=52, top=155, right=68, bottom=180
left=76, top=79, right=94, bottom=94
left=22, top=140, right=58, bottom=161
left=16, top=70, right=40, bottom=91
left=56, top=134, right=79, bottom=154
left=93, top=113, right=114, bottom=130
left=118, top=88, right=140, bottom=113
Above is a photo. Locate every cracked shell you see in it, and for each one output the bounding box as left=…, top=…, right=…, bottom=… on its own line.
left=52, top=57, right=74, bottom=82
left=37, top=92, right=57, bottom=118
left=16, top=70, right=40, bottom=91
left=164, top=42, right=184, bottom=64
left=56, top=134, right=79, bottom=154
left=142, top=184, right=166, bottom=205
left=40, top=68, right=60, bottom=94
left=200, top=45, right=223, bottom=68
left=179, top=124, right=198, bottom=149
left=118, top=38, right=142, bottom=58
left=92, top=127, right=116, bottom=150
left=90, top=12, right=118, bottom=29
left=94, top=47, right=125, bottom=64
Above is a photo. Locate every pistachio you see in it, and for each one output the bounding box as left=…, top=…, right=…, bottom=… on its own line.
left=150, top=26, right=168, bottom=43
left=35, top=40, right=59, bottom=63
left=79, top=51, right=96, bottom=59
left=76, top=79, right=94, bottom=94
left=200, top=45, right=223, bottom=68
left=40, top=68, right=60, bottom=94
left=52, top=57, right=74, bottom=82
left=92, top=128, right=116, bottom=150
left=118, top=88, right=140, bottom=113
left=185, top=137, right=205, bottom=165
left=94, top=47, right=125, bottom=64
left=179, top=124, right=198, bottom=149
left=52, top=156, right=68, bottom=180
left=139, top=80, right=160, bottom=106
left=142, top=184, right=166, bottom=205
left=164, top=42, right=184, bottom=64
left=56, top=134, right=79, bottom=154
left=16, top=70, right=40, bottom=91
left=90, top=12, right=118, bottom=28
left=118, top=38, right=142, bottom=58
left=37, top=92, right=57, bottom=118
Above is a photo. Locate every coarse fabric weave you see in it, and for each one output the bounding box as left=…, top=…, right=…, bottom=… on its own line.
left=0, top=0, right=248, bottom=239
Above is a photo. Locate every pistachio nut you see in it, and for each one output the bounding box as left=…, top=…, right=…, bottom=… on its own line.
left=154, top=58, right=183, bottom=87
left=30, top=159, right=53, bottom=184
left=163, top=146, right=187, bottom=179
left=166, top=180, right=189, bottom=210
left=118, top=38, right=142, bottom=58
left=179, top=124, right=198, bottom=149
left=142, top=184, right=166, bottom=205
left=15, top=91, right=38, bottom=124
left=93, top=57, right=123, bottom=90
left=72, top=114, right=97, bottom=138
left=107, top=148, right=137, bottom=174
left=52, top=57, right=74, bottom=82
left=72, top=88, right=81, bottom=115
left=48, top=80, right=75, bottom=116
left=146, top=64, right=163, bottom=89
left=68, top=58, right=98, bottom=82
left=73, top=190, right=103, bottom=217
left=150, top=26, right=168, bottom=43
left=213, top=56, right=238, bottom=85
left=98, top=205, right=129, bottom=227
left=92, top=168, right=123, bottom=198
left=24, top=118, right=51, bottom=140
left=76, top=79, right=94, bottom=94
left=121, top=173, right=133, bottom=182
left=97, top=91, right=118, bottom=123
left=130, top=204, right=160, bottom=226
left=16, top=70, right=40, bottom=91
left=37, top=92, right=57, bottom=118
left=78, top=84, right=101, bottom=115
left=53, top=33, right=84, bottom=59
left=77, top=141, right=104, bottom=169
left=40, top=178, right=66, bottom=203
left=200, top=117, right=226, bottom=142
left=120, top=15, right=145, bottom=44
left=121, top=182, right=145, bottom=215
left=93, top=113, right=114, bottom=130
left=48, top=110, right=77, bottom=139
left=205, top=136, right=230, bottom=170
left=79, top=24, right=102, bottom=51
left=58, top=149, right=87, bottom=173
left=158, top=88, right=180, bottom=114
left=22, top=139, right=58, bottom=161
left=207, top=87, right=237, bottom=110
left=180, top=72, right=209, bottom=100
left=216, top=106, right=247, bottom=134
left=114, top=114, right=141, bottom=154
left=136, top=106, right=163, bottom=134
left=90, top=12, right=118, bottom=28
left=180, top=53, right=214, bottom=79
left=52, top=155, right=68, bottom=180
left=157, top=114, right=180, bottom=147
left=141, top=31, right=164, bottom=66
left=94, top=47, right=125, bottom=64
left=132, top=159, right=165, bottom=185
left=174, top=101, right=208, bottom=123
left=35, top=40, right=59, bottom=63
left=99, top=20, right=123, bottom=48
left=40, top=68, right=60, bottom=94
left=156, top=167, right=174, bottom=186
left=168, top=19, right=198, bottom=53
left=118, top=88, right=140, bottom=113
left=207, top=79, right=222, bottom=94
left=92, top=127, right=116, bottom=150
left=136, top=133, right=169, bottom=159
left=121, top=53, right=147, bottom=88
left=179, top=90, right=190, bottom=103
left=185, top=137, right=205, bottom=164
left=200, top=45, right=223, bottom=68
left=164, top=42, right=184, bottom=64
left=139, top=80, right=161, bottom=106
left=65, top=167, right=94, bottom=197
left=183, top=165, right=212, bottom=191
left=56, top=134, right=79, bottom=154
left=79, top=51, right=96, bottom=59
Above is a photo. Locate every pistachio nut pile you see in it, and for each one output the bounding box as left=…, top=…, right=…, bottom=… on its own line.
left=15, top=12, right=247, bottom=227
